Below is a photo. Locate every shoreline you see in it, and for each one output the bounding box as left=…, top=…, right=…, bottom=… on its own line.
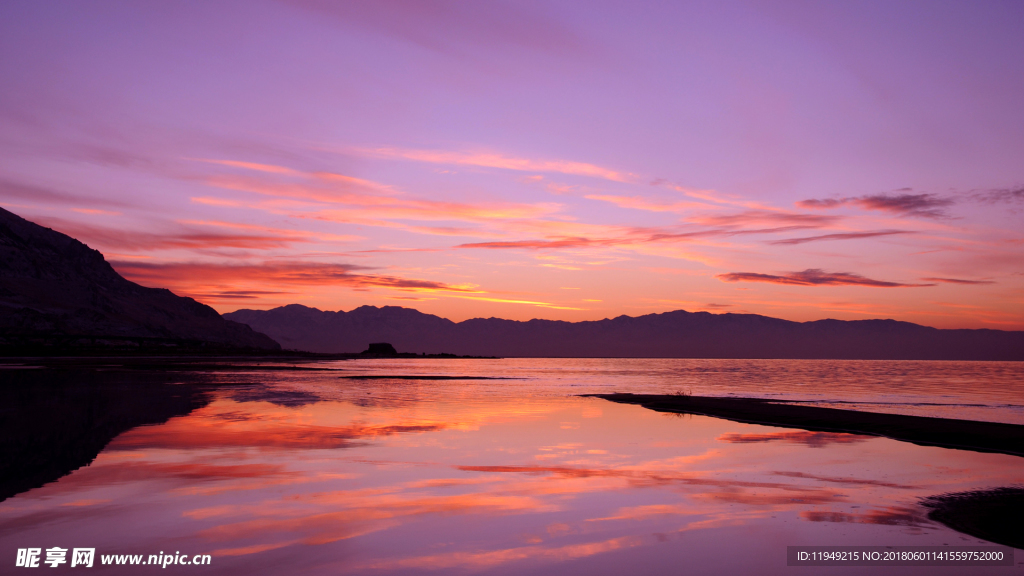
left=585, top=393, right=1024, bottom=458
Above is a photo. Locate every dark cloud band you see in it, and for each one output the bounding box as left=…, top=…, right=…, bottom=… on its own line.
left=716, top=269, right=933, bottom=288
left=798, top=193, right=953, bottom=219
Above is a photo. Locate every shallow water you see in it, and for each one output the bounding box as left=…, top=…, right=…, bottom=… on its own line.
left=1, top=359, right=1022, bottom=574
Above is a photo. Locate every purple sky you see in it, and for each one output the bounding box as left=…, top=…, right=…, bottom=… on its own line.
left=2, top=0, right=1022, bottom=328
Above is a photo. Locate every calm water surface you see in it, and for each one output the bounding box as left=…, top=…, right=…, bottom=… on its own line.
left=1, top=359, right=1022, bottom=574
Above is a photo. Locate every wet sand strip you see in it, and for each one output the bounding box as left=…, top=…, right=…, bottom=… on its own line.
left=585, top=393, right=1024, bottom=458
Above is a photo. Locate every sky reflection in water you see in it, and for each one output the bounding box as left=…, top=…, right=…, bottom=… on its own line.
left=1, top=359, right=1022, bottom=575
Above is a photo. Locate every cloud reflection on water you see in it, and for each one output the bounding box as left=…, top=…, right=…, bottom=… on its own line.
left=1, top=370, right=1022, bottom=575
left=717, top=430, right=871, bottom=447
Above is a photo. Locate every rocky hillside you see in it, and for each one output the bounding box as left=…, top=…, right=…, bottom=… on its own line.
left=0, top=207, right=279, bottom=351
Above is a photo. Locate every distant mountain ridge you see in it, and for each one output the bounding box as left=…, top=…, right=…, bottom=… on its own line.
left=0, top=207, right=279, bottom=351
left=225, top=304, right=1024, bottom=360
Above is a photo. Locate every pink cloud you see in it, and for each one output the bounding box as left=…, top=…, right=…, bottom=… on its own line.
left=350, top=147, right=636, bottom=183
left=199, top=166, right=561, bottom=224
left=690, top=209, right=841, bottom=228
left=769, top=230, right=913, bottom=245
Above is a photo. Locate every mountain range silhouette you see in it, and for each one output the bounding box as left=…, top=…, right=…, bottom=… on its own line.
left=3, top=205, right=1020, bottom=359
left=226, top=303, right=1024, bottom=360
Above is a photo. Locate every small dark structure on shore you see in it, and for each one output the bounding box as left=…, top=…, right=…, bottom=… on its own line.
left=362, top=342, right=398, bottom=356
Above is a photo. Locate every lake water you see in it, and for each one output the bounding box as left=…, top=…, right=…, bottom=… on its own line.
left=1, top=358, right=1022, bottom=574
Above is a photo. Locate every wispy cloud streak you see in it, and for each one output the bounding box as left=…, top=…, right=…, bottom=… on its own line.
left=770, top=230, right=913, bottom=245
left=0, top=179, right=130, bottom=211
left=280, top=0, right=592, bottom=59
left=716, top=269, right=932, bottom=288
left=691, top=210, right=841, bottom=228
left=972, top=186, right=1024, bottom=204
left=584, top=194, right=706, bottom=212
left=111, top=261, right=481, bottom=295
left=798, top=193, right=954, bottom=219
left=195, top=159, right=561, bottom=224
left=351, top=147, right=635, bottom=182
left=33, top=218, right=359, bottom=253
left=920, top=277, right=995, bottom=285
left=454, top=223, right=839, bottom=253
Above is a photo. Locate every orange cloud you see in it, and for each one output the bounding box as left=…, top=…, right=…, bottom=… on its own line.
left=203, top=172, right=560, bottom=225
left=448, top=295, right=584, bottom=310
left=190, top=196, right=246, bottom=207
left=71, top=208, right=121, bottom=216
left=110, top=261, right=483, bottom=302
left=112, top=260, right=579, bottom=310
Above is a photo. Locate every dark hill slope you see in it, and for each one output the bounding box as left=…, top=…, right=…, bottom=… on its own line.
left=225, top=304, right=1023, bottom=360
left=0, top=207, right=279, bottom=351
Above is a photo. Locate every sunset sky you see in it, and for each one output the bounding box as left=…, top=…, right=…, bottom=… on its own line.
left=1, top=0, right=1022, bottom=329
